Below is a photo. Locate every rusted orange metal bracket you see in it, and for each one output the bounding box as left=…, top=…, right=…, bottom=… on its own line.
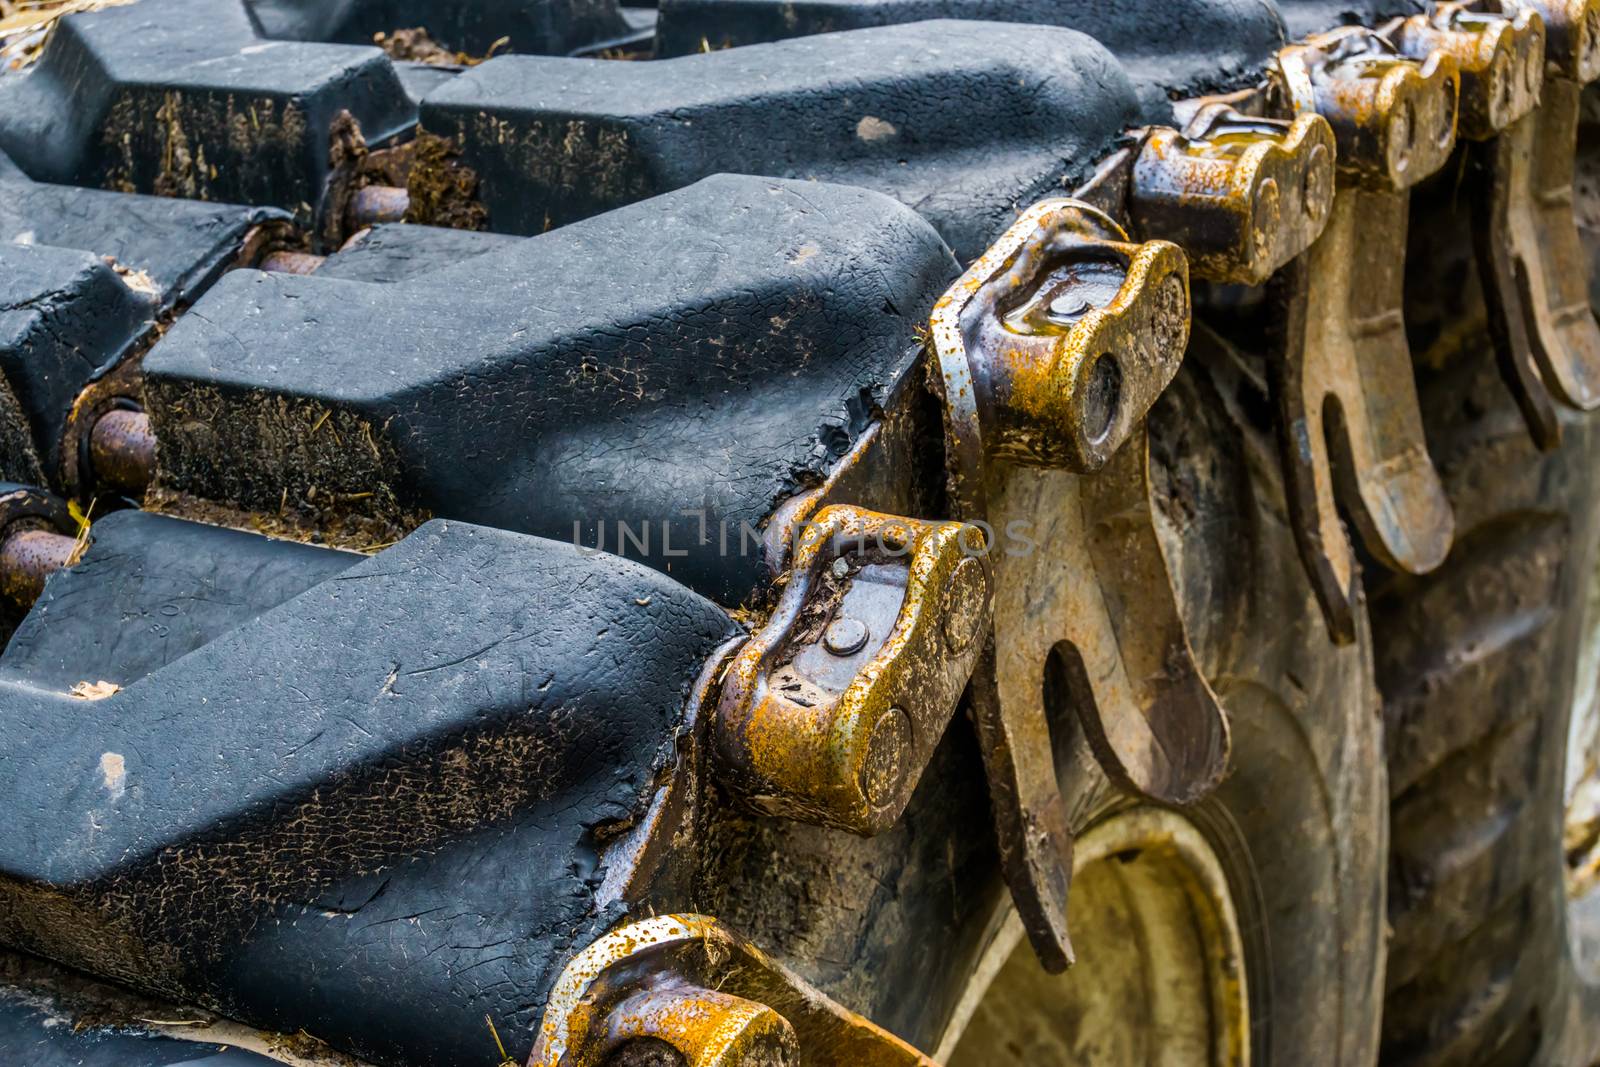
left=928, top=199, right=1227, bottom=972
left=1130, top=106, right=1337, bottom=286
left=715, top=505, right=991, bottom=835
left=1431, top=0, right=1600, bottom=447
left=1264, top=27, right=1462, bottom=644
left=529, top=915, right=936, bottom=1067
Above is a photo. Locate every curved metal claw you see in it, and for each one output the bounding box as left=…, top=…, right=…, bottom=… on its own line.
left=1270, top=193, right=1456, bottom=645
left=715, top=506, right=992, bottom=836
left=929, top=199, right=1224, bottom=973
left=1132, top=107, right=1337, bottom=285
left=1269, top=30, right=1459, bottom=643
left=979, top=428, right=1228, bottom=807
left=1474, top=70, right=1600, bottom=451
left=531, top=915, right=934, bottom=1067
left=1069, top=430, right=1229, bottom=802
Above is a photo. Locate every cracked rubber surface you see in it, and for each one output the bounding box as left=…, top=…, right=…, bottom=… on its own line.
left=143, top=174, right=956, bottom=604
left=654, top=0, right=1286, bottom=98
left=413, top=19, right=1147, bottom=261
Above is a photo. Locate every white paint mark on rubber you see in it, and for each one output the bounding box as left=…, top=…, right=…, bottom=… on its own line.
left=856, top=116, right=897, bottom=142
left=99, top=752, right=125, bottom=800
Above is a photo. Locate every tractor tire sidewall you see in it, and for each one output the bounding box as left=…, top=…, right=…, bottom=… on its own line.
left=1148, top=351, right=1388, bottom=1067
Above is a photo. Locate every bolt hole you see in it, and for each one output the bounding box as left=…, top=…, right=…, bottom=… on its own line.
left=1082, top=354, right=1122, bottom=445
left=1389, top=99, right=1414, bottom=176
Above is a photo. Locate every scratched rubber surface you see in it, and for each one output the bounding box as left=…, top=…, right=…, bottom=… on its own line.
left=411, top=19, right=1146, bottom=261
left=0, top=511, right=739, bottom=1066
left=142, top=174, right=956, bottom=604
left=652, top=0, right=1285, bottom=89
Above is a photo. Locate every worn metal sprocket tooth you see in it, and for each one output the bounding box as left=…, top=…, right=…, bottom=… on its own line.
left=965, top=638, right=1078, bottom=973
left=929, top=198, right=1226, bottom=973
left=714, top=505, right=993, bottom=836
left=1270, top=235, right=1454, bottom=644
left=1131, top=107, right=1338, bottom=286
left=1268, top=28, right=1460, bottom=644
left=1473, top=64, right=1600, bottom=436
left=1070, top=428, right=1229, bottom=803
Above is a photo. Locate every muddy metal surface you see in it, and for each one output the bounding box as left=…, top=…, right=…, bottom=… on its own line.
left=0, top=1, right=1598, bottom=1065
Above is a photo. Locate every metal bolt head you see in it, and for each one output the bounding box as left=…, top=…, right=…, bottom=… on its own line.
left=822, top=617, right=869, bottom=656
left=1049, top=294, right=1094, bottom=321
left=859, top=706, right=912, bottom=811
left=941, top=556, right=988, bottom=655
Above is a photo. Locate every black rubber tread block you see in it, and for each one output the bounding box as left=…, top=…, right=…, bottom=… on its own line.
left=142, top=174, right=958, bottom=605
left=414, top=20, right=1147, bottom=261
left=1381, top=888, right=1550, bottom=1067
left=0, top=0, right=415, bottom=212
left=0, top=511, right=358, bottom=693
left=1386, top=712, right=1542, bottom=992
left=245, top=0, right=633, bottom=59
left=0, top=150, right=284, bottom=310
left=0, top=985, right=275, bottom=1066
left=1378, top=513, right=1567, bottom=800
left=0, top=150, right=277, bottom=487
left=0, top=512, right=739, bottom=1067
left=1373, top=172, right=1600, bottom=1063
left=315, top=222, right=526, bottom=282
left=0, top=244, right=155, bottom=486
left=654, top=0, right=1286, bottom=102
left=1275, top=0, right=1425, bottom=39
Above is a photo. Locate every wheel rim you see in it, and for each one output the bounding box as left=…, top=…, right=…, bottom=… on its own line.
left=937, top=806, right=1250, bottom=1067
